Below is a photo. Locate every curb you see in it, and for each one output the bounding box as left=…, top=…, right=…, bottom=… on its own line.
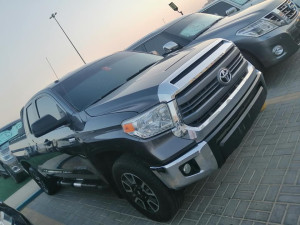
left=16, top=189, right=42, bottom=211
left=4, top=179, right=41, bottom=210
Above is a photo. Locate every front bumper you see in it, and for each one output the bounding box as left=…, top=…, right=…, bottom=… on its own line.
left=4, top=158, right=23, bottom=174
left=238, top=14, right=300, bottom=67
left=151, top=141, right=218, bottom=190
left=151, top=67, right=267, bottom=190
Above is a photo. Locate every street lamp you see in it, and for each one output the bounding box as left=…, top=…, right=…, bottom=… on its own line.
left=169, top=2, right=183, bottom=15
left=50, top=12, right=86, bottom=64
left=46, top=57, right=59, bottom=80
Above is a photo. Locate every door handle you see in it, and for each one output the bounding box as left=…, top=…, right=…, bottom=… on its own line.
left=68, top=137, right=77, bottom=143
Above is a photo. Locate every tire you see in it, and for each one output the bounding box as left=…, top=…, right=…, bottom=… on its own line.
left=112, top=154, right=183, bottom=222
left=241, top=51, right=265, bottom=72
left=3, top=164, right=25, bottom=183
left=28, top=167, right=60, bottom=195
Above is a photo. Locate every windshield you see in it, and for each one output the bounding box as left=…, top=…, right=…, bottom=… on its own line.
left=53, top=52, right=163, bottom=111
left=166, top=13, right=222, bottom=41
left=0, top=121, right=22, bottom=146
left=294, top=0, right=300, bottom=6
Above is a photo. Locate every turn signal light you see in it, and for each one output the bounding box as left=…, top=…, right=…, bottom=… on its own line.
left=122, top=123, right=135, bottom=133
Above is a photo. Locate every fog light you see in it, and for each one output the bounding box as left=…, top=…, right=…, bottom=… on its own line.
left=183, top=163, right=191, bottom=174
left=11, top=166, right=20, bottom=173
left=272, top=45, right=284, bottom=56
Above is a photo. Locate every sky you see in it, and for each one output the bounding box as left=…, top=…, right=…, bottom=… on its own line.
left=0, top=0, right=208, bottom=127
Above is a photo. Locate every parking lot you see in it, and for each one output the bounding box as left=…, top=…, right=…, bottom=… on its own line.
left=22, top=50, right=300, bottom=225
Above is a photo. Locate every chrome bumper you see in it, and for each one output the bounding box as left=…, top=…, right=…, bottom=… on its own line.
left=151, top=141, right=218, bottom=190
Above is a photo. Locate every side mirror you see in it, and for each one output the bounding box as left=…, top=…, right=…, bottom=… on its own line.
left=0, top=202, right=32, bottom=225
left=163, top=41, right=180, bottom=54
left=31, top=114, right=68, bottom=138
left=226, top=7, right=238, bottom=16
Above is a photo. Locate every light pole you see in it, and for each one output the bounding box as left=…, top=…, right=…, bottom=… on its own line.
left=50, top=12, right=86, bottom=64
left=46, top=57, right=59, bottom=80
left=169, top=2, right=183, bottom=16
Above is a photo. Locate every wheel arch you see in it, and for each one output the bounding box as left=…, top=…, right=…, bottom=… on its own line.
left=240, top=49, right=265, bottom=71
left=90, top=151, right=145, bottom=197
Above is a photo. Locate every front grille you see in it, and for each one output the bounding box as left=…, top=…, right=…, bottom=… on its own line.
left=277, top=0, right=298, bottom=20
left=264, top=13, right=282, bottom=23
left=176, top=45, right=248, bottom=127
left=187, top=72, right=247, bottom=127
left=179, top=79, right=221, bottom=117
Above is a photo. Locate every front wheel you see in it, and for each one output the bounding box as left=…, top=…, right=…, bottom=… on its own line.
left=112, top=155, right=183, bottom=222
left=28, top=167, right=60, bottom=195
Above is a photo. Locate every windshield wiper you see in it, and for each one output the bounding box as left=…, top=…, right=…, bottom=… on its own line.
left=126, top=63, right=156, bottom=81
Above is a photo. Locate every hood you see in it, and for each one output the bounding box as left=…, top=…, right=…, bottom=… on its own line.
left=85, top=39, right=218, bottom=117
left=194, top=0, right=284, bottom=41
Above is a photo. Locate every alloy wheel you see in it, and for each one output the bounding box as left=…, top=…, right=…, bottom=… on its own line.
left=121, top=173, right=159, bottom=213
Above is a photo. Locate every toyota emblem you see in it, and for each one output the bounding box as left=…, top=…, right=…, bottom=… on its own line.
left=218, top=68, right=232, bottom=85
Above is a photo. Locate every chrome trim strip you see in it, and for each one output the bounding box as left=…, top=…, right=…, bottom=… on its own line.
left=169, top=63, right=257, bottom=139
left=158, top=39, right=234, bottom=103
left=185, top=64, right=255, bottom=132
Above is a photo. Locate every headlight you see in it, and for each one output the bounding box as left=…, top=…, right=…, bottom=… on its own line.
left=236, top=19, right=278, bottom=37
left=122, top=104, right=174, bottom=138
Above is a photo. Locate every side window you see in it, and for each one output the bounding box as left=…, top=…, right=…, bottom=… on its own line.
left=36, top=96, right=65, bottom=120
left=26, top=103, right=39, bottom=131
left=133, top=44, right=147, bottom=53
left=144, top=35, right=173, bottom=55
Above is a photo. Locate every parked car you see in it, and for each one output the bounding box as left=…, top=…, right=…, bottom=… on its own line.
left=199, top=0, right=265, bottom=16
left=0, top=120, right=27, bottom=183
left=0, top=202, right=32, bottom=225
left=127, top=0, right=300, bottom=70
left=9, top=39, right=267, bottom=221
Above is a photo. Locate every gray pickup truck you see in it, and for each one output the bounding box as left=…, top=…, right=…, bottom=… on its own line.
left=9, top=38, right=266, bottom=221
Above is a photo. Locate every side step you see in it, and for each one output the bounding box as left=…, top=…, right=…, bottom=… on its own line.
left=58, top=179, right=109, bottom=190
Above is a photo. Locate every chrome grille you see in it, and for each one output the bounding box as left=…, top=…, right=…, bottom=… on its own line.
left=278, top=0, right=298, bottom=20
left=176, top=46, right=247, bottom=127
left=264, top=13, right=282, bottom=23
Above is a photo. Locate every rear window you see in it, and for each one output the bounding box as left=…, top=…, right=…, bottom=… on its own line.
left=53, top=52, right=162, bottom=111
